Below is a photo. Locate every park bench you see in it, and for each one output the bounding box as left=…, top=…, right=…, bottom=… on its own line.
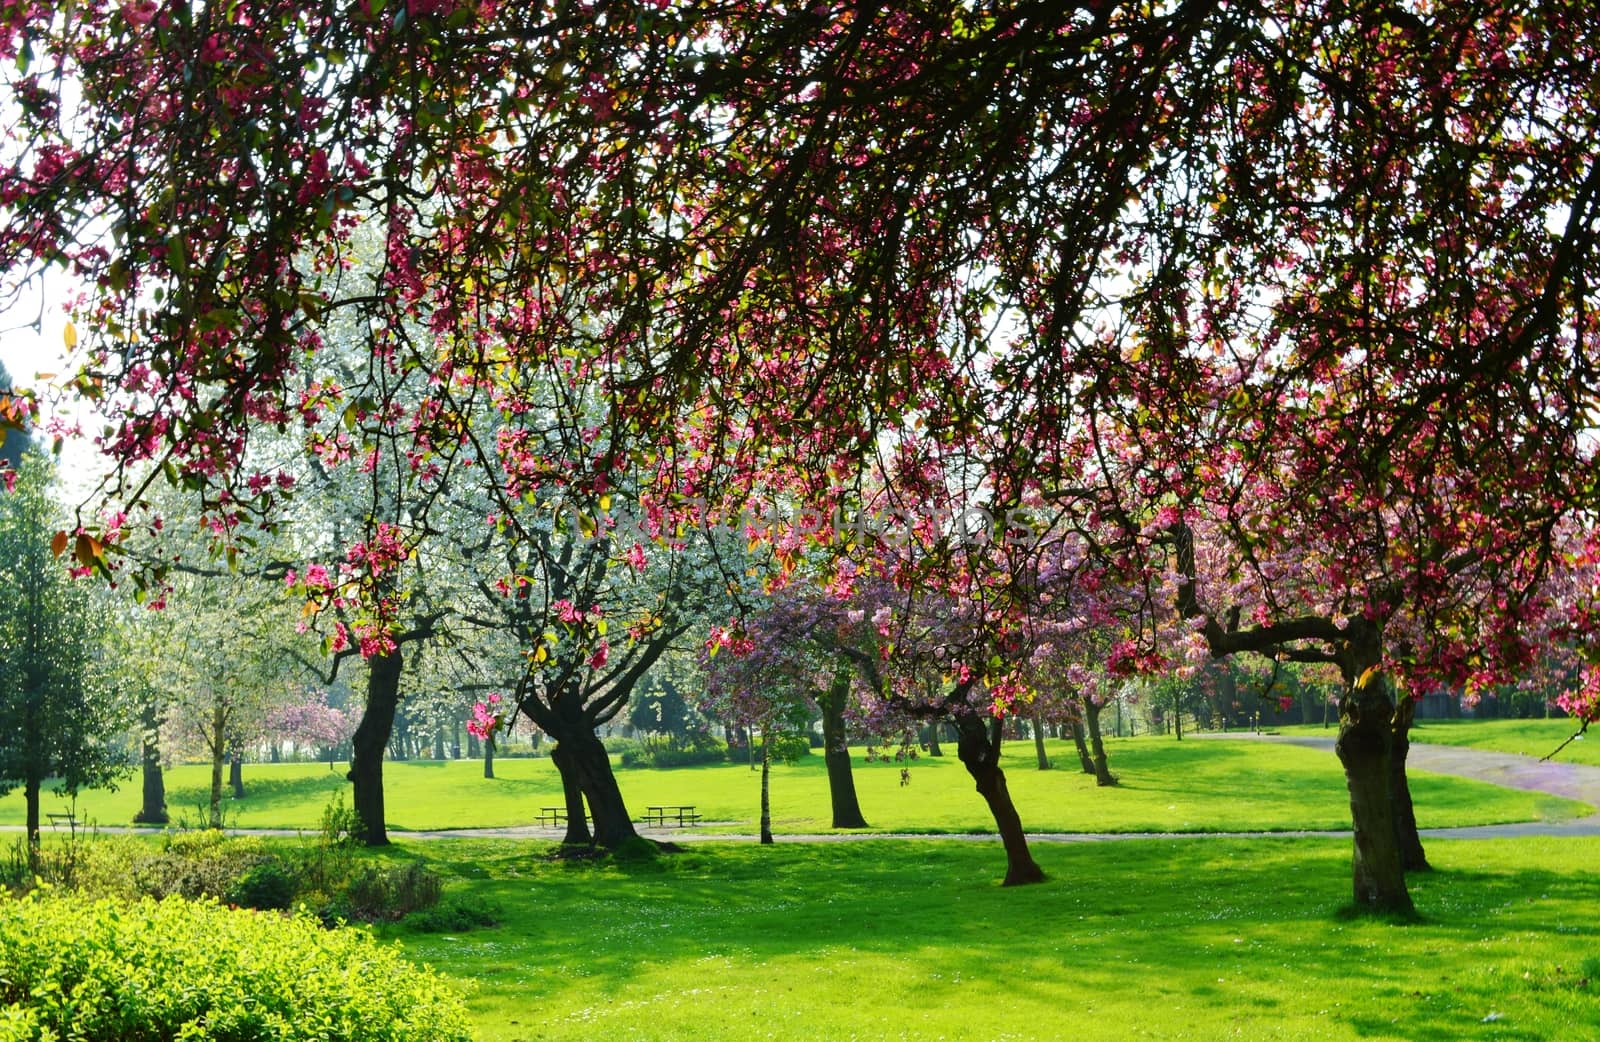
left=46, top=811, right=79, bottom=837
left=537, top=806, right=568, bottom=826
left=641, top=804, right=701, bottom=827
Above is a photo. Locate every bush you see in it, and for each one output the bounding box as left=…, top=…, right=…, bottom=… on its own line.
left=320, top=790, right=362, bottom=847
left=337, top=862, right=445, bottom=923
left=132, top=831, right=275, bottom=902
left=619, top=736, right=731, bottom=768
left=602, top=736, right=644, bottom=760
left=402, top=894, right=502, bottom=934
left=0, top=890, right=473, bottom=1042
left=225, top=858, right=296, bottom=911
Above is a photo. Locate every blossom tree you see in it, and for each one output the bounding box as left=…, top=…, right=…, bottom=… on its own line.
left=4, top=0, right=1600, bottom=915
left=265, top=688, right=355, bottom=769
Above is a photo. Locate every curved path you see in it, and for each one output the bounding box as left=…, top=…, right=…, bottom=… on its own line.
left=11, top=736, right=1599, bottom=844
left=1185, top=732, right=1600, bottom=840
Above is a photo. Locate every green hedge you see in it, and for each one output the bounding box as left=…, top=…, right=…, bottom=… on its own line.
left=0, top=889, right=473, bottom=1042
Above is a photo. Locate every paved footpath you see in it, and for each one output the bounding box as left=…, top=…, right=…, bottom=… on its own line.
left=1186, top=731, right=1600, bottom=841
left=11, top=735, right=1599, bottom=844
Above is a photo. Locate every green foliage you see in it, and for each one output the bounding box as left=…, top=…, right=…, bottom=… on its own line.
left=602, top=735, right=645, bottom=759
left=0, top=890, right=473, bottom=1042
left=758, top=730, right=813, bottom=764
left=0, top=457, right=129, bottom=826
left=401, top=894, right=502, bottom=934
left=224, top=857, right=296, bottom=910
left=620, top=736, right=730, bottom=769
left=319, top=789, right=363, bottom=846
left=335, top=861, right=445, bottom=923
left=133, top=831, right=274, bottom=901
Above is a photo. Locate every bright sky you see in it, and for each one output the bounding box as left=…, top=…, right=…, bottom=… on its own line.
left=1, top=277, right=108, bottom=500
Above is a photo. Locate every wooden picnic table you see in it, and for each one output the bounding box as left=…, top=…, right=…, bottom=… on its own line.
left=46, top=811, right=79, bottom=837
left=641, top=805, right=701, bottom=827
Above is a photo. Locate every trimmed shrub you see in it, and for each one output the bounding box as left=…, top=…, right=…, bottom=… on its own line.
left=0, top=890, right=473, bottom=1042
left=402, top=894, right=502, bottom=934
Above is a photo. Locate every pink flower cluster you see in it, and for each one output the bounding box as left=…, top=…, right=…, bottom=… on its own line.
left=466, top=693, right=509, bottom=741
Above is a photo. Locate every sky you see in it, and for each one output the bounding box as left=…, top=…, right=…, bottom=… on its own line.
left=1, top=277, right=107, bottom=499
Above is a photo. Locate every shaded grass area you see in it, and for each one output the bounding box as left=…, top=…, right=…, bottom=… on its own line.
left=0, top=736, right=1587, bottom=834
left=374, top=836, right=1600, bottom=1042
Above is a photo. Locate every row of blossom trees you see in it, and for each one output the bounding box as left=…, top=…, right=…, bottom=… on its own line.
left=4, top=0, right=1600, bottom=914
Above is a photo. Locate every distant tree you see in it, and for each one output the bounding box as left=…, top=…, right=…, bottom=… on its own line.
left=265, top=688, right=355, bottom=769
left=0, top=456, right=128, bottom=864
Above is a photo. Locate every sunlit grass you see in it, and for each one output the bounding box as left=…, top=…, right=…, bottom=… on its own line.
left=1, top=736, right=1587, bottom=835
left=1273, top=717, right=1598, bottom=766
left=368, top=835, right=1600, bottom=1042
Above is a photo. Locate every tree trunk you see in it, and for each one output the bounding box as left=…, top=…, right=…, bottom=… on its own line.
left=926, top=723, right=943, bottom=757
left=565, top=730, right=639, bottom=848
left=1084, top=699, right=1118, bottom=787
left=1334, top=630, right=1413, bottom=915
left=759, top=732, right=774, bottom=844
left=549, top=741, right=594, bottom=845
left=1031, top=708, right=1051, bottom=770
left=1390, top=695, right=1429, bottom=872
left=228, top=749, right=245, bottom=799
left=209, top=704, right=226, bottom=830
left=23, top=776, right=40, bottom=872
left=1068, top=717, right=1094, bottom=774
left=483, top=735, right=496, bottom=779
left=820, top=667, right=869, bottom=828
left=133, top=699, right=168, bottom=825
left=953, top=714, right=1044, bottom=886
left=349, top=648, right=402, bottom=846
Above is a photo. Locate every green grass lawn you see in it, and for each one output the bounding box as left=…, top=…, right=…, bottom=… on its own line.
left=1273, top=717, right=1599, bottom=766
left=367, top=835, right=1600, bottom=1042
left=1407, top=718, right=1598, bottom=766
left=1, top=736, right=1586, bottom=834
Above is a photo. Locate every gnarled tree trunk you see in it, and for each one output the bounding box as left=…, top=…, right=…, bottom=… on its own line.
left=1389, top=695, right=1429, bottom=872
left=349, top=648, right=402, bottom=846
left=564, top=729, right=639, bottom=847
left=1335, top=628, right=1413, bottom=914
left=1083, top=698, right=1118, bottom=787
left=954, top=713, right=1044, bottom=886
left=549, top=741, right=593, bottom=845
left=1068, top=717, right=1094, bottom=774
left=821, top=667, right=868, bottom=827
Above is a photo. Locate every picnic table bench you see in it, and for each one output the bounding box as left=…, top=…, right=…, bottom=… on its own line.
left=46, top=811, right=79, bottom=836
left=537, top=806, right=571, bottom=826
left=641, top=804, right=701, bottom=827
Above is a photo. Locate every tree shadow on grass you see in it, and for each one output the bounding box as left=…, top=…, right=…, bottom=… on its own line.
left=388, top=836, right=1600, bottom=1041
left=166, top=773, right=347, bottom=820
